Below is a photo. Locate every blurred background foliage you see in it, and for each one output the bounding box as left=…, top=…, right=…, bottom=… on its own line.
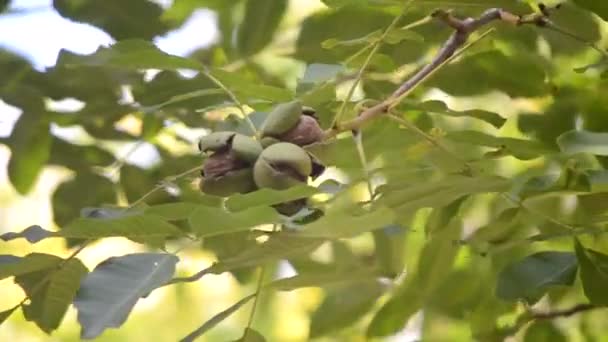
left=1, top=0, right=608, bottom=341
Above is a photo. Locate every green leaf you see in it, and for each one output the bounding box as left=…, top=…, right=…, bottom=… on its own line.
left=202, top=234, right=324, bottom=276
left=75, top=253, right=179, bottom=339
left=428, top=50, right=548, bottom=97
left=234, top=328, right=266, bottom=342
left=0, top=225, right=53, bottom=244
left=181, top=295, right=255, bottom=342
left=572, top=0, right=608, bottom=21
left=383, top=28, right=424, bottom=44
left=225, top=185, right=319, bottom=212
left=236, top=0, right=287, bottom=56
left=367, top=218, right=461, bottom=337
left=15, top=258, right=88, bottom=333
left=321, top=30, right=382, bottom=48
left=61, top=214, right=182, bottom=239
left=210, top=69, right=293, bottom=102
left=189, top=205, right=279, bottom=238
left=310, top=280, right=385, bottom=338
left=7, top=112, right=52, bottom=194
left=524, top=321, right=567, bottom=342
left=574, top=239, right=608, bottom=305
left=298, top=206, right=396, bottom=238
left=52, top=171, right=116, bottom=227
left=0, top=305, right=18, bottom=325
left=300, top=63, right=345, bottom=84
left=406, top=100, right=506, bottom=128
left=557, top=130, right=608, bottom=156
left=447, top=130, right=553, bottom=160
left=53, top=0, right=168, bottom=40
left=144, top=202, right=201, bottom=221
left=495, top=251, right=577, bottom=304
left=0, top=253, right=62, bottom=280
left=378, top=175, right=510, bottom=212
left=57, top=40, right=203, bottom=71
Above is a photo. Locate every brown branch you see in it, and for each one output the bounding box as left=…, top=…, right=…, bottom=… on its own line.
left=531, top=303, right=598, bottom=320
left=323, top=6, right=561, bottom=139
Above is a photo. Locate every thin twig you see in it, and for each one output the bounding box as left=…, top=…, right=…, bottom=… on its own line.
left=127, top=164, right=201, bottom=209
left=323, top=6, right=586, bottom=138
left=531, top=303, right=598, bottom=320
left=243, top=223, right=279, bottom=339
left=202, top=69, right=258, bottom=135
left=330, top=1, right=413, bottom=128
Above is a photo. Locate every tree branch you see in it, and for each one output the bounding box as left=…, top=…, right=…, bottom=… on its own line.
left=531, top=303, right=598, bottom=320
left=323, top=5, right=565, bottom=138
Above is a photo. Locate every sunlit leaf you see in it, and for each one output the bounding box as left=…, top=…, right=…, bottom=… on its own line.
left=15, top=258, right=88, bottom=333
left=298, top=206, right=396, bottom=238
left=225, top=185, right=319, bottom=212
left=61, top=214, right=182, bottom=239
left=310, top=280, right=385, bottom=338
left=188, top=205, right=279, bottom=237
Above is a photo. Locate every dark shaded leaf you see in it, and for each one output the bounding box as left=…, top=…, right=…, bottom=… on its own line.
left=367, top=218, right=461, bottom=337
left=310, top=280, right=384, bottom=338
left=496, top=251, right=577, bottom=304
left=0, top=305, right=18, bottom=325
left=53, top=0, right=168, bottom=40
left=0, top=225, right=53, bottom=244
left=574, top=239, right=608, bottom=305
left=75, top=253, right=179, bottom=339
left=15, top=258, right=88, bottom=333
left=7, top=111, right=52, bottom=195
left=53, top=172, right=116, bottom=227
left=237, top=0, right=287, bottom=56
left=573, top=0, right=608, bottom=21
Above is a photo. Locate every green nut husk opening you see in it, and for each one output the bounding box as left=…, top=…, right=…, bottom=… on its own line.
left=253, top=142, right=312, bottom=190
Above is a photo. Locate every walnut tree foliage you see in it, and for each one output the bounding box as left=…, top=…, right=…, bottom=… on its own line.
left=1, top=0, right=608, bottom=340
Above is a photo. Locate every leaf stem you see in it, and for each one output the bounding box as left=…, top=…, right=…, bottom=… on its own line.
left=202, top=69, right=258, bottom=136
left=330, top=0, right=413, bottom=129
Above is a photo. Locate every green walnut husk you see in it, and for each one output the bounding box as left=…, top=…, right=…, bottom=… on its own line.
left=198, top=131, right=235, bottom=153
left=253, top=142, right=312, bottom=190
left=260, top=136, right=281, bottom=148
left=198, top=132, right=262, bottom=197
left=199, top=168, right=256, bottom=197
left=261, top=101, right=303, bottom=137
